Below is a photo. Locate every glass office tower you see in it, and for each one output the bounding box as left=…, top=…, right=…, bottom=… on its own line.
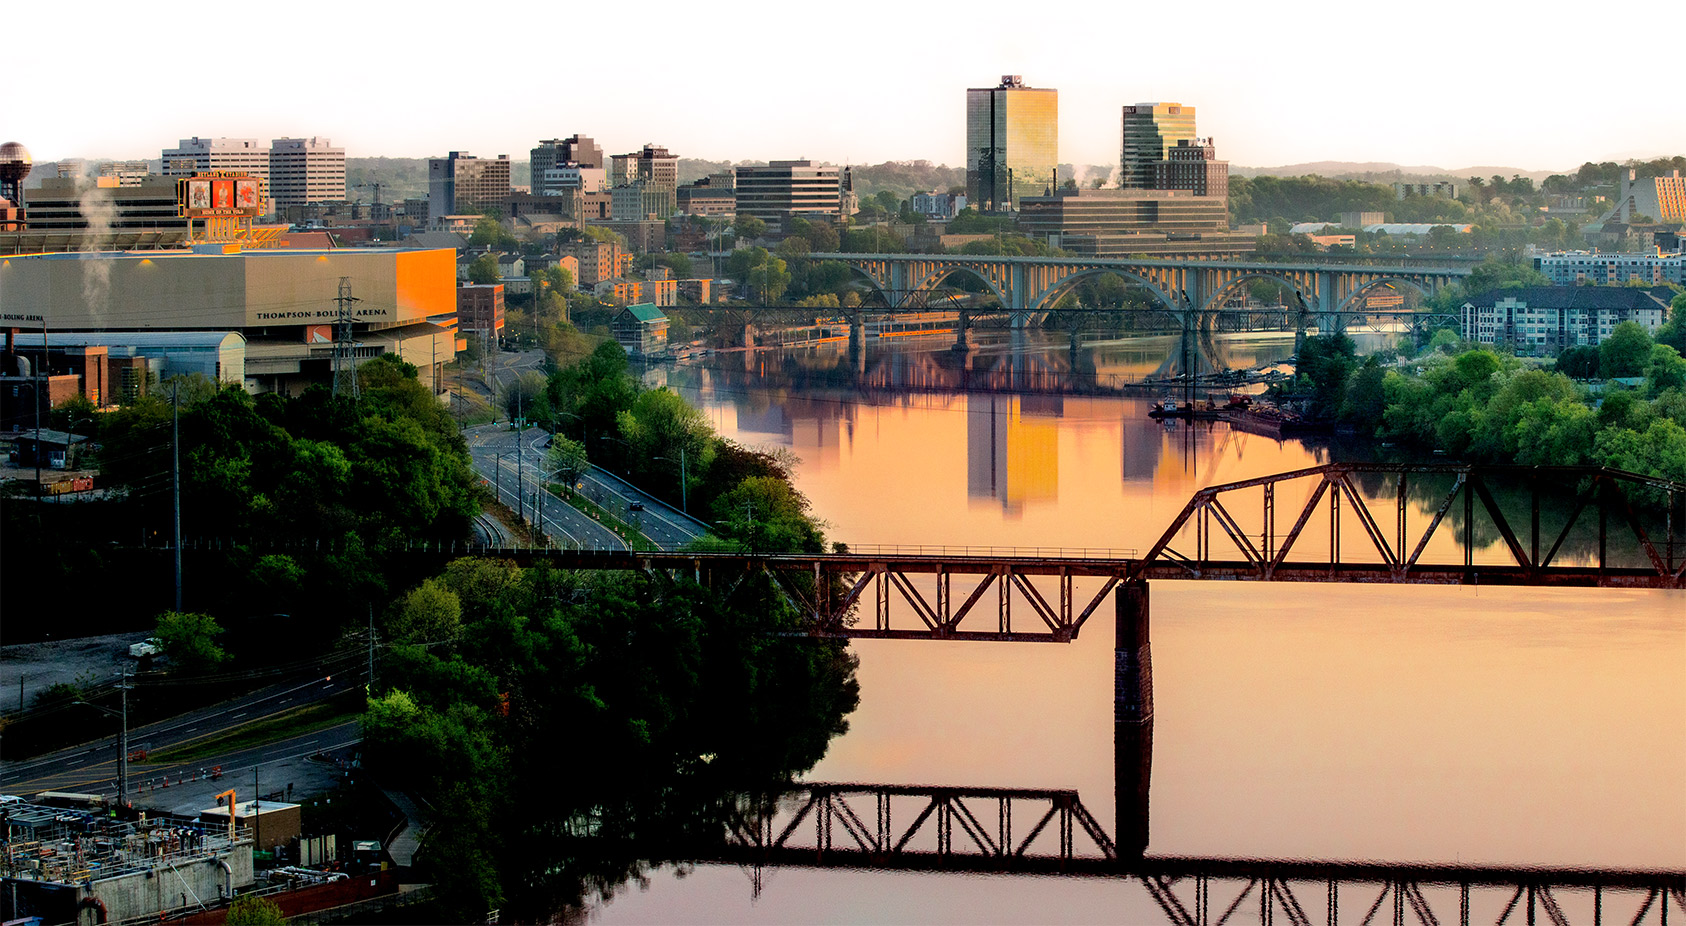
left=966, top=76, right=1058, bottom=213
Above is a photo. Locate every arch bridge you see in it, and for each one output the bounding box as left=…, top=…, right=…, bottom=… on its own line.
left=815, top=253, right=1471, bottom=326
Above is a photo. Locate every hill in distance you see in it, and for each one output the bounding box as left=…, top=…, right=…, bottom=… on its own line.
left=1234, top=161, right=1567, bottom=183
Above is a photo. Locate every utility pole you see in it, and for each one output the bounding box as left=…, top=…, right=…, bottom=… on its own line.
left=117, top=670, right=130, bottom=806
left=172, top=381, right=182, bottom=612
left=367, top=604, right=376, bottom=692
left=332, top=276, right=361, bottom=400
left=516, top=393, right=525, bottom=524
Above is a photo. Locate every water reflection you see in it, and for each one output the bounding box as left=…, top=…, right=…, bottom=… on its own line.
left=584, top=333, right=1685, bottom=923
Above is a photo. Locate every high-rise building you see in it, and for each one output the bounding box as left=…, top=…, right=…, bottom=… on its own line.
left=1120, top=103, right=1196, bottom=190
left=531, top=135, right=605, bottom=192
left=609, top=145, right=678, bottom=221
left=161, top=137, right=270, bottom=183
left=610, top=145, right=678, bottom=189
left=428, top=152, right=511, bottom=225
left=965, top=76, right=1057, bottom=213
left=1151, top=138, right=1227, bottom=198
left=269, top=137, right=346, bottom=207
left=733, top=160, right=842, bottom=232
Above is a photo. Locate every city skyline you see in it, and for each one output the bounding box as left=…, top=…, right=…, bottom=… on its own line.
left=7, top=0, right=1678, bottom=173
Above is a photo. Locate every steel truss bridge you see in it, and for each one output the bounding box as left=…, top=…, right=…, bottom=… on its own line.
left=695, top=781, right=1685, bottom=926
left=287, top=463, right=1685, bottom=643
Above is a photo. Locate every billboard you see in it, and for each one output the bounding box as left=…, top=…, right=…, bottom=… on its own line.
left=180, top=173, right=263, bottom=218
left=306, top=325, right=334, bottom=344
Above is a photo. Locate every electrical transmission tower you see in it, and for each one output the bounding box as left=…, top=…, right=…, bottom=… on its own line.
left=332, top=276, right=361, bottom=399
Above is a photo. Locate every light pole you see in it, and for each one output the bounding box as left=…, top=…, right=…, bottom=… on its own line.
left=75, top=670, right=132, bottom=806
left=652, top=447, right=687, bottom=515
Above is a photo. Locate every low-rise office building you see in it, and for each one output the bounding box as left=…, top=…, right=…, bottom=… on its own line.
left=734, top=160, right=843, bottom=233
left=1018, top=187, right=1252, bottom=258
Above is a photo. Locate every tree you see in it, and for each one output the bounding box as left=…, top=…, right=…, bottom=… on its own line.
left=711, top=475, right=826, bottom=553
left=747, top=257, right=791, bottom=304
left=226, top=894, right=286, bottom=926
left=502, top=371, right=549, bottom=423
left=1599, top=321, right=1653, bottom=378
left=153, top=611, right=229, bottom=671
left=732, top=214, right=767, bottom=241
left=467, top=253, right=500, bottom=285
left=1339, top=355, right=1386, bottom=430
left=1644, top=344, right=1686, bottom=395
left=387, top=578, right=462, bottom=646
left=546, top=435, right=589, bottom=486
left=468, top=216, right=518, bottom=251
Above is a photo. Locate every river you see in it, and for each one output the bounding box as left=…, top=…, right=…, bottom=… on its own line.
left=588, top=330, right=1685, bottom=923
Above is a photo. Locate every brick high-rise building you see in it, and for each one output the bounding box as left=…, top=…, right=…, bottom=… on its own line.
left=269, top=137, right=346, bottom=207
left=428, top=152, right=511, bottom=225
left=1151, top=138, right=1227, bottom=198
left=1121, top=103, right=1196, bottom=190
left=965, top=76, right=1057, bottom=213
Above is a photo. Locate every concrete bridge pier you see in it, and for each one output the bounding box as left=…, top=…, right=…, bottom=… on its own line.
left=951, top=312, right=974, bottom=353
left=743, top=322, right=758, bottom=350
left=1116, top=581, right=1153, bottom=857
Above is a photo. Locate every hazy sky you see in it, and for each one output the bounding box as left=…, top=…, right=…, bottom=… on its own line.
left=9, top=0, right=1678, bottom=172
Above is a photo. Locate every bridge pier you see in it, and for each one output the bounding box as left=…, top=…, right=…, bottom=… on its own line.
left=1116, top=581, right=1153, bottom=857
left=951, top=312, right=973, bottom=353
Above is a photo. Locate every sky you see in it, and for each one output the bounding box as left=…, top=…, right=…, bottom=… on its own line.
left=8, top=0, right=1679, bottom=173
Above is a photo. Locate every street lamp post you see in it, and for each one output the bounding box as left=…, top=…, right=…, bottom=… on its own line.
left=653, top=447, right=687, bottom=515
left=76, top=670, right=131, bottom=806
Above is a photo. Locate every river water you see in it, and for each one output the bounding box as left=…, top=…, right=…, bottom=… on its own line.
left=590, top=331, right=1685, bottom=923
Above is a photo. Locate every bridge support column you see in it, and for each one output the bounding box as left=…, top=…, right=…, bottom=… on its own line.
left=1116, top=581, right=1153, bottom=858
left=848, top=319, right=866, bottom=373
left=743, top=322, right=758, bottom=349
left=951, top=312, right=974, bottom=353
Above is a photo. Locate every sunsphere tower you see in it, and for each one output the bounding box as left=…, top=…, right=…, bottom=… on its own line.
left=966, top=76, right=1057, bottom=213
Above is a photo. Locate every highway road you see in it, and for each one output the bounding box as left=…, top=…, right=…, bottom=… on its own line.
left=0, top=670, right=365, bottom=800
left=458, top=346, right=712, bottom=550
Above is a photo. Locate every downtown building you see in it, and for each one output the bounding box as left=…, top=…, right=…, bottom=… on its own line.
left=733, top=160, right=844, bottom=233
left=531, top=135, right=605, bottom=194
left=1017, top=187, right=1253, bottom=258
left=268, top=137, right=346, bottom=207
left=428, top=152, right=511, bottom=226
left=1120, top=103, right=1196, bottom=190
left=966, top=76, right=1057, bottom=213
left=161, top=137, right=270, bottom=185
left=1152, top=138, right=1227, bottom=198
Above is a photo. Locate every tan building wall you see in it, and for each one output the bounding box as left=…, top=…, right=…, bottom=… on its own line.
left=0, top=247, right=455, bottom=329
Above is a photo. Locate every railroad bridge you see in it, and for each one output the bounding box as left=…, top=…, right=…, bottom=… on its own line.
left=813, top=253, right=1472, bottom=323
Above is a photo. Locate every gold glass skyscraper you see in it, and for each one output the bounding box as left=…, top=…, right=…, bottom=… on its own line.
left=1120, top=103, right=1196, bottom=189
left=966, top=76, right=1058, bottom=213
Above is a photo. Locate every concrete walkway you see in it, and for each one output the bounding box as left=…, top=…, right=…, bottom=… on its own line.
left=380, top=788, right=428, bottom=869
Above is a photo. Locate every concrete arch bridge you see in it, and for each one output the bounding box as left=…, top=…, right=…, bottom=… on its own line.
left=814, top=252, right=1470, bottom=330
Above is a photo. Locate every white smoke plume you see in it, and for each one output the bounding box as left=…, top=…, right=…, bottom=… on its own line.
left=75, top=168, right=116, bottom=323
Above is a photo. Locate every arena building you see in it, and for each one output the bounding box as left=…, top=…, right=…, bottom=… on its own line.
left=0, top=245, right=457, bottom=396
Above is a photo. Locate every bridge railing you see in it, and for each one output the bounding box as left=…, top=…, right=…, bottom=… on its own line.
left=837, top=544, right=1138, bottom=561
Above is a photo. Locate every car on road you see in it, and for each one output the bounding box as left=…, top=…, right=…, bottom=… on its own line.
left=629, top=502, right=644, bottom=511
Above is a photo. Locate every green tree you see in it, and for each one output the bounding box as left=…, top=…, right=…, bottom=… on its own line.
left=466, top=253, right=501, bottom=285
left=1644, top=344, right=1686, bottom=395
left=153, top=611, right=229, bottom=671
left=1600, top=321, right=1653, bottom=378
left=468, top=216, right=518, bottom=251
left=226, top=894, right=286, bottom=926
left=747, top=257, right=791, bottom=304
left=1338, top=355, right=1386, bottom=430
left=502, top=371, right=549, bottom=423
left=546, top=434, right=589, bottom=486
left=711, top=476, right=826, bottom=553
left=387, top=578, right=463, bottom=645
left=732, top=214, right=767, bottom=241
